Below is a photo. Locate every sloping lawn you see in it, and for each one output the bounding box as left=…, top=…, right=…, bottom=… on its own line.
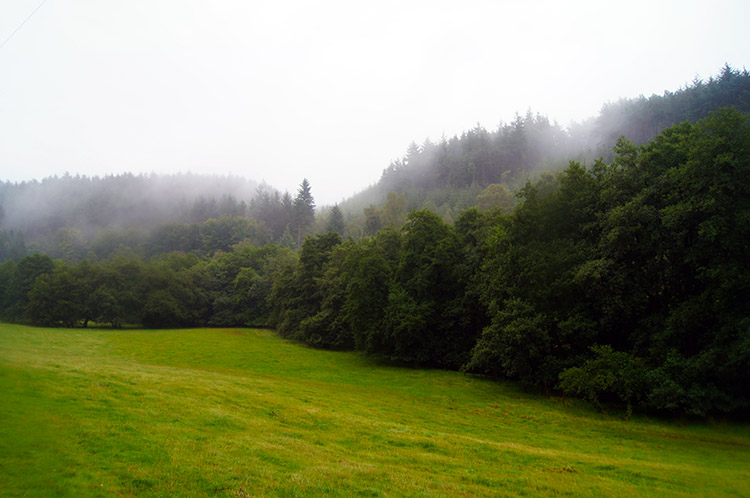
left=0, top=323, right=748, bottom=497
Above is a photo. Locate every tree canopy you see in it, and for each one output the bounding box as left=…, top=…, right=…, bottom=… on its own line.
left=2, top=67, right=750, bottom=417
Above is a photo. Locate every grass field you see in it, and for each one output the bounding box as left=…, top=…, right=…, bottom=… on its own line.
left=0, top=323, right=748, bottom=497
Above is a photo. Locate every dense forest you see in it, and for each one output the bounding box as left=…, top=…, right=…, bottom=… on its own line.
left=0, top=173, right=259, bottom=257
left=341, top=64, right=750, bottom=219
left=3, top=65, right=748, bottom=251
left=1, top=67, right=749, bottom=416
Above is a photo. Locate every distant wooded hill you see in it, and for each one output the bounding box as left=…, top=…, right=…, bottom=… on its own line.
left=1, top=65, right=748, bottom=258
left=3, top=107, right=748, bottom=416
left=340, top=64, right=750, bottom=218
left=0, top=173, right=258, bottom=236
left=2, top=68, right=749, bottom=417
left=0, top=173, right=260, bottom=257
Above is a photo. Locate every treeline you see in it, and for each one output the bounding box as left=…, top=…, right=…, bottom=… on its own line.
left=270, top=109, right=750, bottom=416
left=2, top=109, right=747, bottom=417
left=0, top=244, right=295, bottom=329
left=379, top=112, right=571, bottom=194
left=0, top=172, right=259, bottom=251
left=341, top=65, right=750, bottom=217
left=0, top=178, right=320, bottom=327
left=0, top=178, right=320, bottom=262
left=4, top=66, right=747, bottom=258
left=595, top=63, right=750, bottom=147
left=3, top=216, right=273, bottom=264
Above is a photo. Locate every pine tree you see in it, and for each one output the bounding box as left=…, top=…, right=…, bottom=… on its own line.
left=326, top=204, right=345, bottom=234
left=293, top=179, right=315, bottom=248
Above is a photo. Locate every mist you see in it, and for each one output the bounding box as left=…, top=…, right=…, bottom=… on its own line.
left=0, top=173, right=259, bottom=240
left=1, top=1, right=748, bottom=205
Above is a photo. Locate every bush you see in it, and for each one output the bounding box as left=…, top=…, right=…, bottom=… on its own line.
left=558, top=345, right=647, bottom=414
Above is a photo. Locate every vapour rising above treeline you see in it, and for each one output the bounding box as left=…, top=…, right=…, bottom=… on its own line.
left=1, top=65, right=749, bottom=256
left=0, top=173, right=260, bottom=238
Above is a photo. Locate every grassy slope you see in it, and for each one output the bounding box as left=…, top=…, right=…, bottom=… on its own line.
left=0, top=324, right=748, bottom=497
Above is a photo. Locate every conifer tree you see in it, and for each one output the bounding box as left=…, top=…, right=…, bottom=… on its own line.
left=326, top=204, right=345, bottom=234
left=293, top=179, right=315, bottom=248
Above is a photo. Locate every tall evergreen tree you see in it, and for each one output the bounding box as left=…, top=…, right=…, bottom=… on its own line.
left=293, top=179, right=315, bottom=248
left=326, top=204, right=345, bottom=234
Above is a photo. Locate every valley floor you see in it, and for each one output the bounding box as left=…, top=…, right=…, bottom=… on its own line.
left=0, top=324, right=748, bottom=497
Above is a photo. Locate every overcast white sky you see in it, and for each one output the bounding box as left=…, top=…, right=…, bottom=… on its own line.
left=1, top=0, right=748, bottom=205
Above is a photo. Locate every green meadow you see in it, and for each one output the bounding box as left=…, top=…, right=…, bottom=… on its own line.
left=0, top=323, right=748, bottom=497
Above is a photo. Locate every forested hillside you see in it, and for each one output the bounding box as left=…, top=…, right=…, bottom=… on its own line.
left=340, top=65, right=750, bottom=221
left=0, top=173, right=259, bottom=256
left=1, top=66, right=749, bottom=416
left=269, top=109, right=750, bottom=416
left=2, top=107, right=748, bottom=416
left=2, top=66, right=748, bottom=255
left=0, top=174, right=320, bottom=261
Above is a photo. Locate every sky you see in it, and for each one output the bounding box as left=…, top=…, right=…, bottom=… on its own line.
left=1, top=0, right=748, bottom=205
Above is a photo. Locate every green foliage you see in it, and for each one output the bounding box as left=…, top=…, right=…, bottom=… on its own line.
left=0, top=260, right=18, bottom=319
left=336, top=65, right=749, bottom=236
left=2, top=253, right=55, bottom=321
left=325, top=204, right=345, bottom=234
left=0, top=173, right=259, bottom=257
left=139, top=256, right=209, bottom=328
left=595, top=65, right=750, bottom=149
left=467, top=298, right=562, bottom=390
left=298, top=243, right=354, bottom=349
left=0, top=229, right=27, bottom=261
left=51, top=227, right=84, bottom=263
left=147, top=215, right=269, bottom=256
left=379, top=210, right=471, bottom=367
left=293, top=179, right=316, bottom=248
left=270, top=232, right=344, bottom=345
left=26, top=264, right=82, bottom=327
left=340, top=230, right=399, bottom=353
left=382, top=191, right=408, bottom=227
left=476, top=183, right=515, bottom=212
left=4, top=242, right=293, bottom=329
left=363, top=205, right=384, bottom=236
left=249, top=186, right=295, bottom=242
left=464, top=109, right=750, bottom=413
left=591, top=108, right=750, bottom=414
left=558, top=345, right=647, bottom=412
left=2, top=91, right=750, bottom=417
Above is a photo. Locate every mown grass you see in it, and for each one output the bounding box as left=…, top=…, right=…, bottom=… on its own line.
left=0, top=323, right=748, bottom=497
